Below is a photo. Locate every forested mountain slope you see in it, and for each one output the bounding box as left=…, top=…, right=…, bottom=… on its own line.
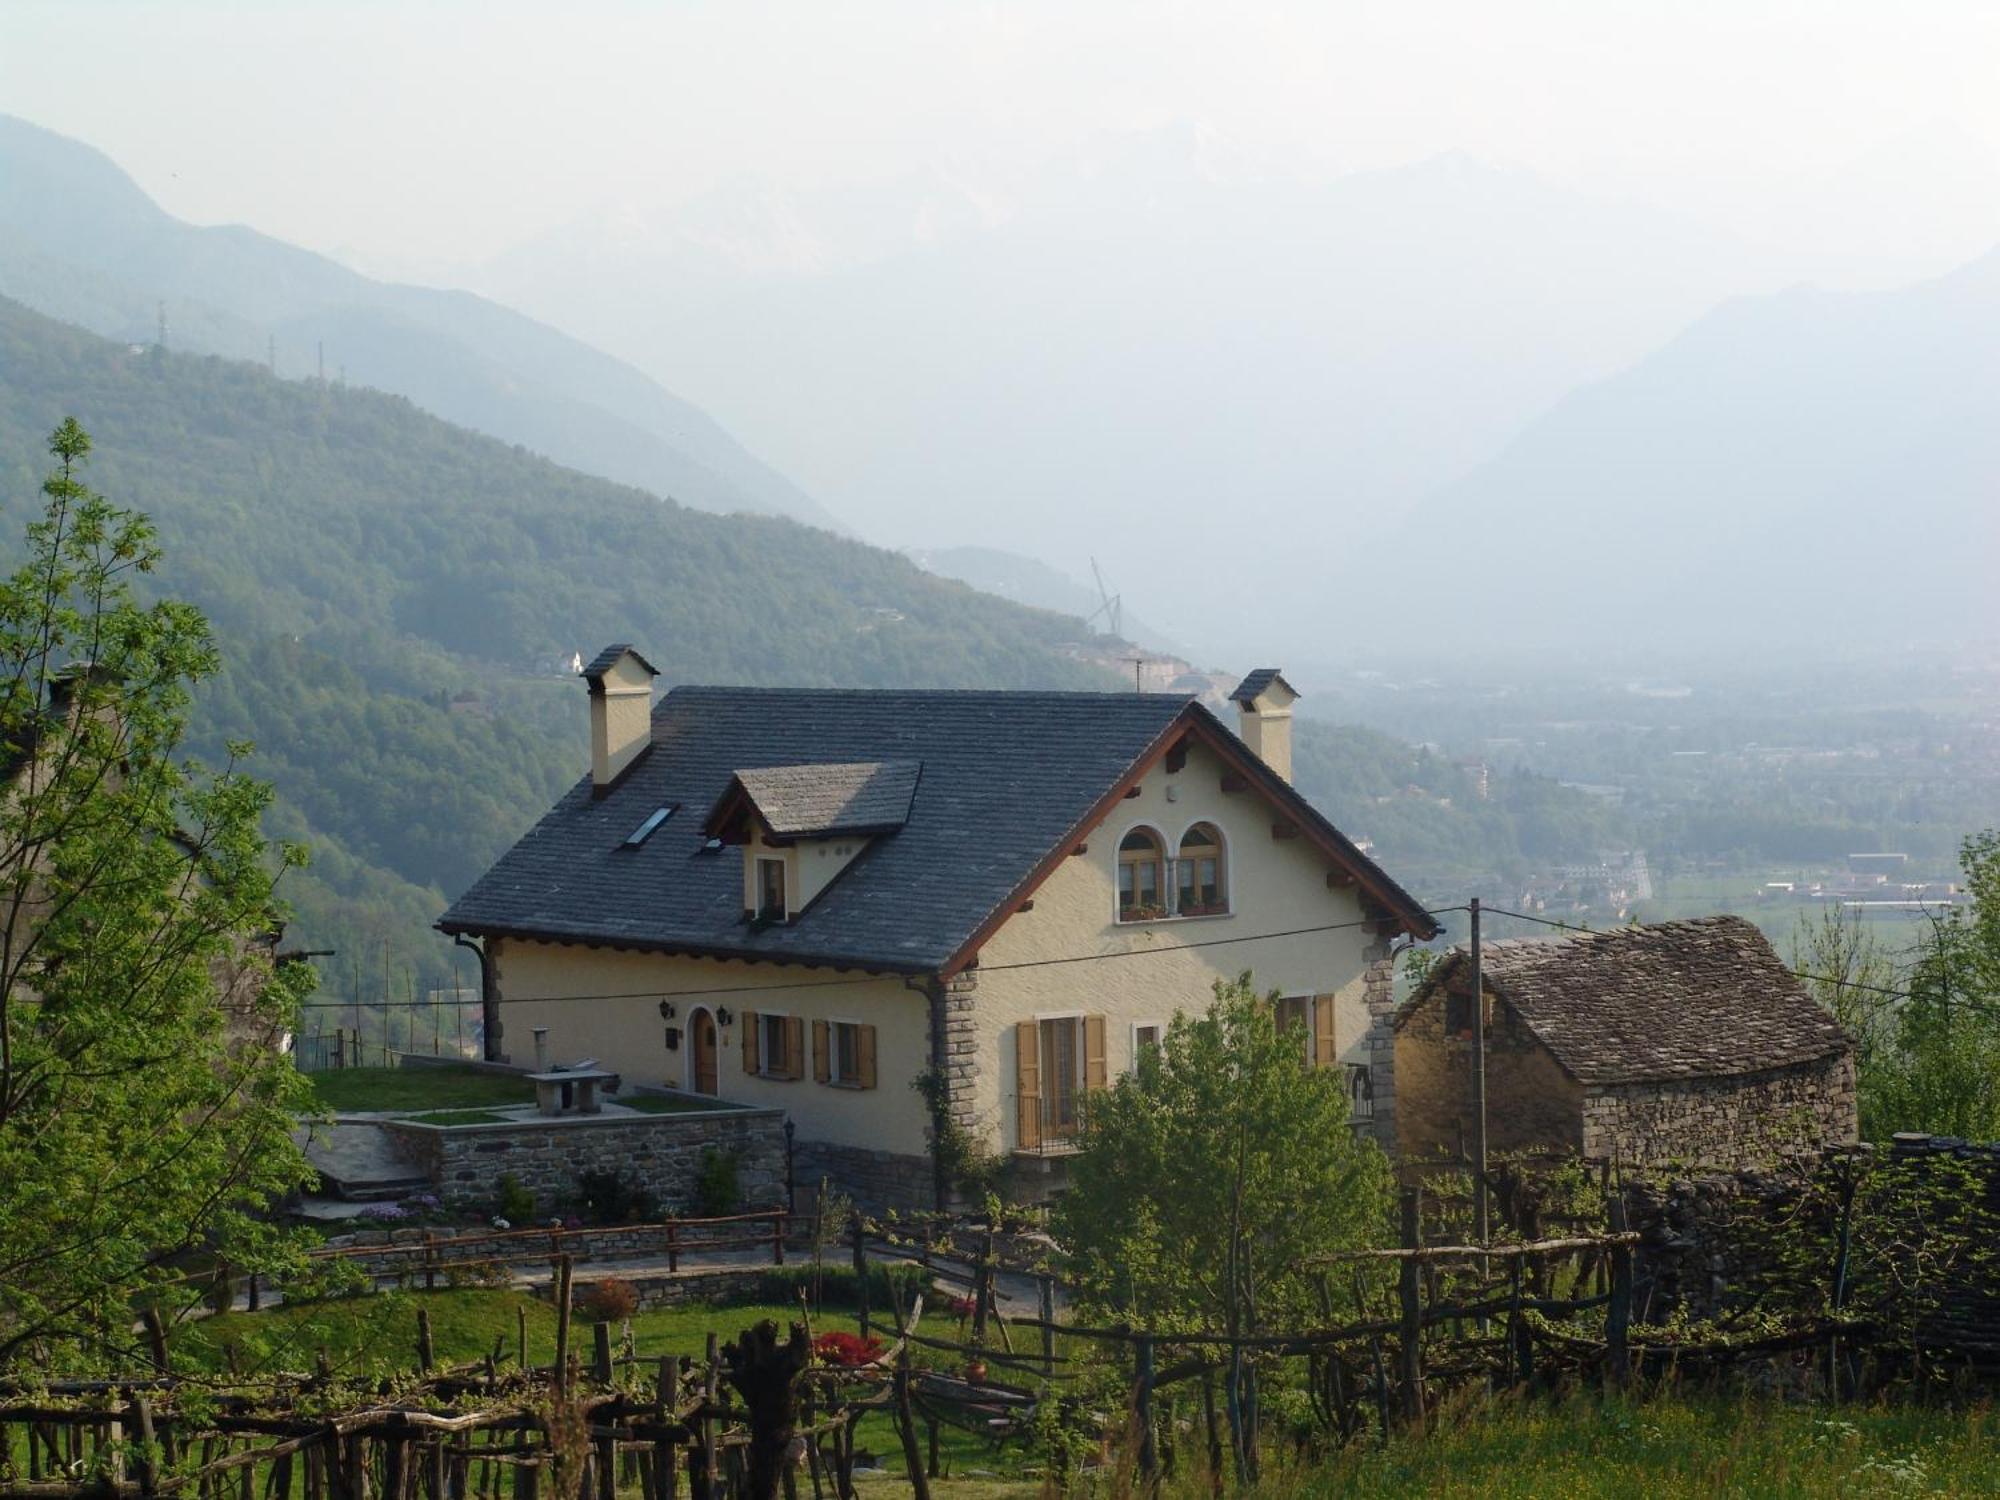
left=0, top=114, right=841, bottom=529
left=0, top=296, right=1111, bottom=995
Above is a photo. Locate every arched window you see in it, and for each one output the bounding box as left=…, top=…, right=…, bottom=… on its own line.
left=1118, top=828, right=1166, bottom=921
left=1178, top=823, right=1226, bottom=914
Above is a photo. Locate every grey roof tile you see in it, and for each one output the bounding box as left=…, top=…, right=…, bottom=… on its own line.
left=726, top=760, right=921, bottom=838
left=1397, top=915, right=1851, bottom=1084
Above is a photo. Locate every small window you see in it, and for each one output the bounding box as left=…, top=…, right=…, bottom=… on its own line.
left=831, top=1021, right=861, bottom=1084
left=760, top=1013, right=791, bottom=1075
left=1118, top=828, right=1166, bottom=921
left=1177, top=823, right=1225, bottom=914
left=1132, top=1021, right=1164, bottom=1067
left=1444, top=990, right=1479, bottom=1039
left=623, top=806, right=675, bottom=847
left=756, top=857, right=787, bottom=922
left=1274, top=995, right=1309, bottom=1038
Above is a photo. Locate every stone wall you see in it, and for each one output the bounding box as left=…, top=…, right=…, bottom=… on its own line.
left=380, top=1106, right=786, bottom=1215
left=793, top=1138, right=934, bottom=1214
left=1392, top=984, right=1587, bottom=1160
left=1581, top=1054, right=1858, bottom=1170
left=1359, top=942, right=1400, bottom=1153
left=539, top=1266, right=773, bottom=1312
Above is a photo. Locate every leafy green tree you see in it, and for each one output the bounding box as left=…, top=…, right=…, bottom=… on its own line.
left=1864, top=831, right=2000, bottom=1140
left=1792, top=903, right=1902, bottom=1137
left=1056, top=975, right=1392, bottom=1337
left=0, top=420, right=315, bottom=1365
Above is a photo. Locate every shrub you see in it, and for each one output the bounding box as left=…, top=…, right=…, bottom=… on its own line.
left=573, top=1168, right=659, bottom=1226
left=495, top=1174, right=535, bottom=1224
left=693, top=1149, right=740, bottom=1217
left=578, top=1278, right=639, bottom=1323
left=745, top=1262, right=928, bottom=1312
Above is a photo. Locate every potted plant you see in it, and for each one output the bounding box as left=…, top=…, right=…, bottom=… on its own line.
left=964, top=1356, right=988, bottom=1385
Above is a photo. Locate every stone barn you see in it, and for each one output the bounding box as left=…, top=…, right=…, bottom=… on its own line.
left=1392, top=915, right=1857, bottom=1169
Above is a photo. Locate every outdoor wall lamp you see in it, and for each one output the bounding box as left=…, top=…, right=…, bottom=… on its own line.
left=715, top=1006, right=734, bottom=1027
left=658, top=999, right=676, bottom=1019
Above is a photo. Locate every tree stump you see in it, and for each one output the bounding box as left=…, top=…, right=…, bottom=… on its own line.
left=721, top=1321, right=812, bottom=1500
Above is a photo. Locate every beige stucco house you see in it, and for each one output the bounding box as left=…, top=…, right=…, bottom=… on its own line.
left=439, top=649, right=1437, bottom=1207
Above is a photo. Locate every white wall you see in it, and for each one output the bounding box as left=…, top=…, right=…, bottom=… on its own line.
left=966, top=733, right=1379, bottom=1152
left=492, top=938, right=931, bottom=1153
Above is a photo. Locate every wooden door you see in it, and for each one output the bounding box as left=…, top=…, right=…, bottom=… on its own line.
left=691, top=1008, right=719, bottom=1095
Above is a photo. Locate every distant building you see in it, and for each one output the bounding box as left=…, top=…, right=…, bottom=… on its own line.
left=1848, top=853, right=1910, bottom=875
left=1391, top=917, right=1857, bottom=1169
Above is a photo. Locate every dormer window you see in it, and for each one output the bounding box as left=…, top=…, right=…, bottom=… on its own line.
left=1177, top=822, right=1226, bottom=915
left=756, top=858, right=788, bottom=923
left=1118, top=828, right=1166, bottom=921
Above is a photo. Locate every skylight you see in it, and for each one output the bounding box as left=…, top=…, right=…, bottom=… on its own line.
left=623, top=806, right=675, bottom=848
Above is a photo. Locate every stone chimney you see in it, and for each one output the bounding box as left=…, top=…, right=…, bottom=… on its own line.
left=581, top=644, right=659, bottom=793
left=1229, top=668, right=1299, bottom=784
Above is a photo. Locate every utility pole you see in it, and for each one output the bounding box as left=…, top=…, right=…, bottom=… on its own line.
left=1125, top=656, right=1145, bottom=692
left=1470, top=895, right=1488, bottom=1243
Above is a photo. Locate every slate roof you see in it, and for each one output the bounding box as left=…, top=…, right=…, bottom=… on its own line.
left=582, top=644, right=658, bottom=680
left=1395, top=915, right=1851, bottom=1085
left=720, top=760, right=921, bottom=838
left=438, top=685, right=1434, bottom=974
left=1230, top=668, right=1294, bottom=705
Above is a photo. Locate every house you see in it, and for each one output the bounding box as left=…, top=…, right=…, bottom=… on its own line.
left=1392, top=916, right=1857, bottom=1170
left=438, top=648, right=1438, bottom=1208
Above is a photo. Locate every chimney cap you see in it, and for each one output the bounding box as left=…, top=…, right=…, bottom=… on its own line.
left=1228, top=668, right=1298, bottom=707
left=581, top=644, right=660, bottom=683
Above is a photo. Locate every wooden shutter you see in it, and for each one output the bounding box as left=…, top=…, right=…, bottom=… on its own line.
left=1015, top=1020, right=1041, bottom=1151
left=1312, top=995, right=1338, bottom=1068
left=812, top=1019, right=830, bottom=1084
left=783, top=1016, right=806, bottom=1080
left=1083, top=1015, right=1108, bottom=1090
left=856, top=1024, right=877, bottom=1090
left=741, top=1011, right=760, bottom=1076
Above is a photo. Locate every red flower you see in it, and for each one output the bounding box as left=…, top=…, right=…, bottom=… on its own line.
left=812, top=1331, right=884, bottom=1367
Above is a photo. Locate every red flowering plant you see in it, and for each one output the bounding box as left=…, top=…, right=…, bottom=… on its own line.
left=812, top=1331, right=884, bottom=1368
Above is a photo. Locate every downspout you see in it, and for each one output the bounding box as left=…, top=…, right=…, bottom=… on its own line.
left=453, top=933, right=505, bottom=1062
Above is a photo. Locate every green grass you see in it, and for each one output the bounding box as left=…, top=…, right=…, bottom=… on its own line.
left=307, top=1065, right=535, bottom=1113
left=618, top=1093, right=741, bottom=1115
left=1167, top=1391, right=2000, bottom=1498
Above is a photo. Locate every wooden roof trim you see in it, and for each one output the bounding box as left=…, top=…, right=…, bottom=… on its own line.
left=939, top=703, right=1437, bottom=978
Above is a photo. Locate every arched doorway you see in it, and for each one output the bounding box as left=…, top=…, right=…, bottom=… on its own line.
left=688, top=1007, right=719, bottom=1096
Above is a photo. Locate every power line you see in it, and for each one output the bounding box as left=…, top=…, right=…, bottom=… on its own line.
left=298, top=905, right=1471, bottom=1011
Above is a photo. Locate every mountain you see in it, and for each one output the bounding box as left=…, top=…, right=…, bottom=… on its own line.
left=0, top=295, right=1113, bottom=998
left=908, top=545, right=1176, bottom=653
left=1390, top=246, right=2000, bottom=649
left=472, top=132, right=1781, bottom=657
left=0, top=114, right=843, bottom=530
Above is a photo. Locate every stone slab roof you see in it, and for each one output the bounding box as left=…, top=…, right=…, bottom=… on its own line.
left=1229, top=668, right=1293, bottom=705
left=725, top=760, right=921, bottom=838
left=439, top=685, right=1435, bottom=974
left=1397, top=915, right=1851, bottom=1085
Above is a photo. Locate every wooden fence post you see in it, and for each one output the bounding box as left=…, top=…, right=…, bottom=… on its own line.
left=1134, top=1335, right=1158, bottom=1485
left=417, top=1308, right=436, bottom=1373
left=1605, top=1197, right=1632, bottom=1389
left=594, top=1322, right=614, bottom=1384
left=850, top=1214, right=869, bottom=1340
left=1397, top=1188, right=1425, bottom=1426
left=555, top=1256, right=575, bottom=1395
left=1038, top=1275, right=1055, bottom=1376
left=892, top=1346, right=932, bottom=1500
left=772, top=1214, right=785, bottom=1267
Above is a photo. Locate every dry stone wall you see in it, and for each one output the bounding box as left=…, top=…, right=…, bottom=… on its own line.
left=381, top=1106, right=786, bottom=1216
left=1581, top=1055, right=1858, bottom=1170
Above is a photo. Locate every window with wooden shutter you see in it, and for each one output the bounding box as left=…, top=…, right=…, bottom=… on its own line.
left=1015, top=1020, right=1041, bottom=1151
left=740, top=1010, right=760, bottom=1075
left=1083, top=1014, right=1107, bottom=1091
left=1311, top=995, right=1338, bottom=1068
left=855, top=1024, right=877, bottom=1090
left=783, top=1015, right=805, bottom=1080
left=812, top=1019, right=830, bottom=1084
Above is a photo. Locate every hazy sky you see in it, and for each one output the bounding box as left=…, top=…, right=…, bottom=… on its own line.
left=7, top=0, right=2000, bottom=280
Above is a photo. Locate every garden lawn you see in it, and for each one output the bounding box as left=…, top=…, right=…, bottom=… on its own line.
left=306, top=1065, right=535, bottom=1113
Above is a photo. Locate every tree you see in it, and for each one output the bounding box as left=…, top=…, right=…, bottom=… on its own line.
left=1791, top=902, right=1901, bottom=1137
left=0, top=419, right=316, bottom=1365
left=1865, top=831, right=2000, bottom=1141
left=1055, top=975, right=1392, bottom=1337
